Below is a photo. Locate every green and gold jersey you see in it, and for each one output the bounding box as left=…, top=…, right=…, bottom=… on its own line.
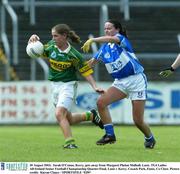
left=42, top=40, right=93, bottom=82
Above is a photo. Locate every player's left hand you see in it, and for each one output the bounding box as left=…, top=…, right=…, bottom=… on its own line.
left=94, top=87, right=105, bottom=94
left=159, top=67, right=174, bottom=77
left=81, top=39, right=93, bottom=53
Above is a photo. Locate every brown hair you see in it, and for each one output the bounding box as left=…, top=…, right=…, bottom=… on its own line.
left=52, top=24, right=81, bottom=43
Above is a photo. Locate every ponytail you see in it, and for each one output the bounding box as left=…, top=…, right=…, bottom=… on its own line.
left=69, top=30, right=81, bottom=44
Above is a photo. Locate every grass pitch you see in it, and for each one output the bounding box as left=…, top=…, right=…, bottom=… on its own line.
left=0, top=125, right=180, bottom=162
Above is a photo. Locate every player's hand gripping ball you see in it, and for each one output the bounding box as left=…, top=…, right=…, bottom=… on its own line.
left=26, top=41, right=44, bottom=58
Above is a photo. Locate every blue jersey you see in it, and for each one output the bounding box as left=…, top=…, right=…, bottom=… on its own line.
left=93, top=34, right=144, bottom=79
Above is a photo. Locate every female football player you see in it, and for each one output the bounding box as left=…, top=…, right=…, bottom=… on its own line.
left=28, top=24, right=104, bottom=149
left=82, top=19, right=156, bottom=149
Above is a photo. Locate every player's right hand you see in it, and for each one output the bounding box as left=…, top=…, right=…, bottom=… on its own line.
left=159, top=67, right=174, bottom=77
left=81, top=39, right=93, bottom=53
left=28, top=34, right=40, bottom=43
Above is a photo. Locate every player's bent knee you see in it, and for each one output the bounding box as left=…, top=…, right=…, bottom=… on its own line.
left=55, top=110, right=67, bottom=123
left=97, top=98, right=107, bottom=109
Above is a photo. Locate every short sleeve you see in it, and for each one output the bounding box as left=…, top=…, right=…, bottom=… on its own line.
left=70, top=48, right=93, bottom=77
left=93, top=44, right=105, bottom=60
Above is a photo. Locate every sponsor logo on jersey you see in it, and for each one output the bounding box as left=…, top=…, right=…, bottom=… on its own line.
left=50, top=59, right=72, bottom=71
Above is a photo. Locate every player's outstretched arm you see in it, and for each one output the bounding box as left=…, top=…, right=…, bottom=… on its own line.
left=81, top=36, right=120, bottom=53
left=85, top=75, right=105, bottom=94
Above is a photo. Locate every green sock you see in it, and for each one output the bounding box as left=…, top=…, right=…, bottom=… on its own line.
left=85, top=111, right=91, bottom=121
left=65, top=138, right=75, bottom=145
